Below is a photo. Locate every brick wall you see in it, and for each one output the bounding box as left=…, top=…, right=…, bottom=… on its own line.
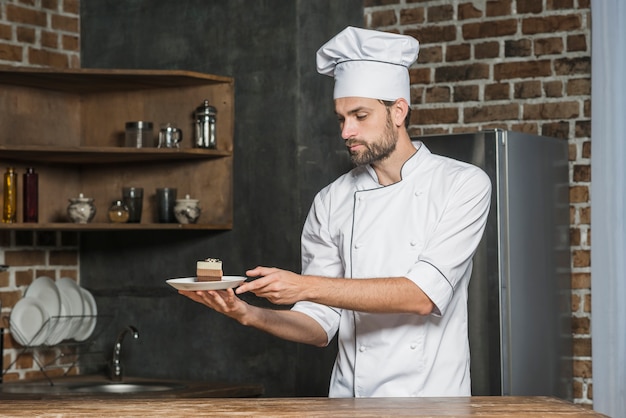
left=364, top=0, right=592, bottom=408
left=0, top=0, right=81, bottom=381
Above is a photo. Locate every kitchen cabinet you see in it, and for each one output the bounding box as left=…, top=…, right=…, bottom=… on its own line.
left=0, top=68, right=234, bottom=230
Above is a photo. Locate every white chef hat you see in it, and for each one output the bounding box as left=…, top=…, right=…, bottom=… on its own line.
left=316, top=26, right=419, bottom=105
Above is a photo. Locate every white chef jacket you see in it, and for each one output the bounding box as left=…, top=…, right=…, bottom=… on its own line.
left=292, top=141, right=491, bottom=398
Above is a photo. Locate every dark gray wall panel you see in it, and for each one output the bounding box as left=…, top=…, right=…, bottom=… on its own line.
left=80, top=0, right=361, bottom=397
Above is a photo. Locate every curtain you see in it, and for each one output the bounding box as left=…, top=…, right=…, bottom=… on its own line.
left=590, top=1, right=626, bottom=416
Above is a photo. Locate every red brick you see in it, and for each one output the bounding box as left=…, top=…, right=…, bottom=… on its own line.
left=486, top=0, right=512, bottom=17
left=412, top=107, right=459, bottom=125
left=6, top=4, right=47, bottom=27
left=573, top=359, right=592, bottom=378
left=428, top=5, right=453, bottom=22
left=567, top=34, right=587, bottom=52
left=484, top=83, right=510, bottom=101
left=435, top=63, right=489, bottom=83
left=505, top=39, right=532, bottom=57
left=425, top=86, right=450, bottom=103
left=446, top=44, right=470, bottom=62
left=573, top=164, right=590, bottom=182
left=567, top=78, right=591, bottom=96
left=494, top=60, right=552, bottom=80
left=28, top=47, right=69, bottom=67
left=4, top=250, right=46, bottom=266
left=63, top=0, right=79, bottom=14
left=535, top=37, right=564, bottom=56
left=417, top=46, right=442, bottom=64
left=524, top=101, right=579, bottom=120
left=554, top=57, right=590, bottom=76
left=400, top=7, right=425, bottom=25
left=474, top=41, right=499, bottom=59
left=571, top=272, right=590, bottom=289
left=406, top=25, right=456, bottom=44
left=518, top=0, right=543, bottom=13
left=513, top=80, right=541, bottom=99
left=42, top=0, right=58, bottom=10
left=522, top=15, right=582, bottom=34
left=15, top=269, right=34, bottom=287
left=542, top=121, right=569, bottom=139
left=544, top=80, right=563, bottom=97
left=0, top=43, right=23, bottom=62
left=370, top=10, right=397, bottom=27
left=41, top=30, right=59, bottom=48
left=49, top=250, right=78, bottom=265
left=62, top=34, right=79, bottom=52
left=579, top=205, right=590, bottom=223
left=454, top=85, right=479, bottom=102
left=548, top=0, right=575, bottom=10
left=458, top=3, right=482, bottom=20
left=409, top=67, right=431, bottom=84
left=0, top=23, right=13, bottom=40
left=464, top=103, right=519, bottom=123
left=51, top=14, right=79, bottom=33
left=570, top=185, right=589, bottom=203
left=572, top=316, right=590, bottom=336
left=411, top=86, right=425, bottom=105
left=0, top=290, right=22, bottom=309
left=16, top=26, right=36, bottom=43
left=462, top=19, right=517, bottom=39
left=575, top=120, right=591, bottom=138
left=510, top=122, right=539, bottom=135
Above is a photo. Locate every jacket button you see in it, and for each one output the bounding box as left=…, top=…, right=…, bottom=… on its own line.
left=410, top=343, right=417, bottom=349
left=359, top=345, right=366, bottom=352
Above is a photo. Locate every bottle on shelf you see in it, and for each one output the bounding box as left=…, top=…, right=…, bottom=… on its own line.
left=2, top=167, right=17, bottom=223
left=23, top=167, right=38, bottom=223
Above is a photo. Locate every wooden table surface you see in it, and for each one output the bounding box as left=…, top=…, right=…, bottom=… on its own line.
left=0, top=396, right=606, bottom=417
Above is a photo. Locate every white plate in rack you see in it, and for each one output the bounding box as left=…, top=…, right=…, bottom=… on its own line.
left=56, top=278, right=85, bottom=340
left=166, top=276, right=246, bottom=291
left=25, top=276, right=65, bottom=345
left=10, top=297, right=50, bottom=346
left=74, top=287, right=98, bottom=342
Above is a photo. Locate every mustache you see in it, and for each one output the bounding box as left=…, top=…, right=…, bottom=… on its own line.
left=346, top=139, right=367, bottom=148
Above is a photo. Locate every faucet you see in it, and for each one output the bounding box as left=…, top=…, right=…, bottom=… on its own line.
left=109, top=325, right=139, bottom=381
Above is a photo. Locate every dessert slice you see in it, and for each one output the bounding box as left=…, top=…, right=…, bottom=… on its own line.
left=196, top=258, right=223, bottom=281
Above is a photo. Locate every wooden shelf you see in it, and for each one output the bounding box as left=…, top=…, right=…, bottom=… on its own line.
left=0, top=222, right=232, bottom=231
left=0, top=68, right=235, bottom=230
left=0, top=145, right=231, bottom=165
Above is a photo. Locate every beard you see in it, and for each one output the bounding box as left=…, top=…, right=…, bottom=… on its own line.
left=346, top=112, right=398, bottom=166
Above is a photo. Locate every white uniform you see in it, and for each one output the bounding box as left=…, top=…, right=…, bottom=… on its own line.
left=292, top=142, right=491, bottom=397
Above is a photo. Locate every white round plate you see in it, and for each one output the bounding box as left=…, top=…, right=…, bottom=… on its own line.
left=166, top=276, right=246, bottom=291
left=25, top=276, right=61, bottom=318
left=56, top=278, right=85, bottom=340
left=74, top=287, right=98, bottom=342
left=10, top=297, right=50, bottom=346
left=25, top=276, right=66, bottom=345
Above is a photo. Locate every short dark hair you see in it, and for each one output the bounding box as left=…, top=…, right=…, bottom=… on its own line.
left=381, top=100, right=411, bottom=128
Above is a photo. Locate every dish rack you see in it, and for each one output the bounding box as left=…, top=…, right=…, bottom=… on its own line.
left=1, top=314, right=112, bottom=384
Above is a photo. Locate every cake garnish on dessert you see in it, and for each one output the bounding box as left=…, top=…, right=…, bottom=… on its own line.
left=196, top=258, right=223, bottom=282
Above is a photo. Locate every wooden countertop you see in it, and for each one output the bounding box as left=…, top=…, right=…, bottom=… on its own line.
left=0, top=396, right=606, bottom=417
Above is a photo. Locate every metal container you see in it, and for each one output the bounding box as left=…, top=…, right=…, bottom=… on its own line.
left=194, top=100, right=217, bottom=149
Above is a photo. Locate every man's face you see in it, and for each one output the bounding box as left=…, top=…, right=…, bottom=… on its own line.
left=335, top=97, right=398, bottom=166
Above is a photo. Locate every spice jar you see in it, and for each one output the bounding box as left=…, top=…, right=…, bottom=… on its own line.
left=67, top=193, right=96, bottom=224
left=174, top=194, right=201, bottom=224
left=108, top=200, right=130, bottom=223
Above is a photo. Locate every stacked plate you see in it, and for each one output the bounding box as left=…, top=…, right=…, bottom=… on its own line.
left=10, top=276, right=98, bottom=347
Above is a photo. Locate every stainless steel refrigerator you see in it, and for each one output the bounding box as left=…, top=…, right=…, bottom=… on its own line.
left=419, top=130, right=572, bottom=399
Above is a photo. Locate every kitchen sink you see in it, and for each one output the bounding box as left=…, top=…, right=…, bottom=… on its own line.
left=69, top=382, right=186, bottom=394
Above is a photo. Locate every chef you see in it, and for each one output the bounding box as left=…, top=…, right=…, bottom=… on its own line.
left=180, top=26, right=492, bottom=398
